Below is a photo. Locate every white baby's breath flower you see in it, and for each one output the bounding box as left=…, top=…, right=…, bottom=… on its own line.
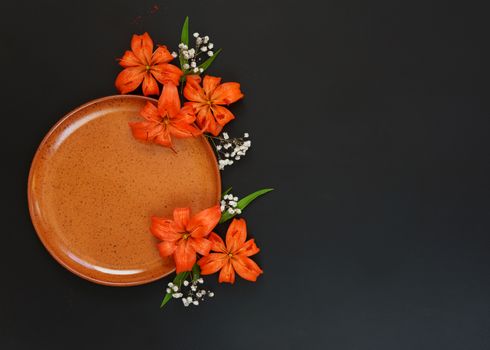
left=210, top=132, right=252, bottom=170
left=171, top=275, right=214, bottom=308
left=221, top=192, right=241, bottom=214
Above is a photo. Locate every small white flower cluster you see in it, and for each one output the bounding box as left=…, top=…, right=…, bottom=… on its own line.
left=172, top=32, right=215, bottom=74
left=213, top=132, right=251, bottom=170
left=194, top=32, right=215, bottom=57
left=221, top=193, right=242, bottom=215
left=166, top=277, right=214, bottom=307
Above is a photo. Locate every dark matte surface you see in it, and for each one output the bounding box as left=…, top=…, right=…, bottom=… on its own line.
left=1, top=0, right=489, bottom=349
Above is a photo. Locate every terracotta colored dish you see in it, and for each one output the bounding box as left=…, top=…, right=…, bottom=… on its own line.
left=28, top=95, right=221, bottom=286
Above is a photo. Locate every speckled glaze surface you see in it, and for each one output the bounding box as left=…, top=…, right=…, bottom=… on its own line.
left=28, top=95, right=221, bottom=286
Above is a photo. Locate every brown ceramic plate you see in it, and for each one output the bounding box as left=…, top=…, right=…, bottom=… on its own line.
left=28, top=95, right=221, bottom=286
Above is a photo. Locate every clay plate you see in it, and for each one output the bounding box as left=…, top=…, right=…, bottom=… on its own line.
left=28, top=95, right=221, bottom=286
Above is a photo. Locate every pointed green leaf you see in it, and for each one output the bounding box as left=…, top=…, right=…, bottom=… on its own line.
left=198, top=48, right=222, bottom=73
left=160, top=271, right=189, bottom=308
left=181, top=16, right=189, bottom=45
left=160, top=291, right=173, bottom=308
left=174, top=271, right=189, bottom=285
left=219, top=188, right=274, bottom=223
left=222, top=186, right=233, bottom=197
left=191, top=263, right=201, bottom=282
left=179, top=16, right=190, bottom=70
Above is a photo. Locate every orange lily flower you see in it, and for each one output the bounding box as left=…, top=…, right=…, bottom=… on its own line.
left=184, top=75, right=244, bottom=136
left=151, top=205, right=221, bottom=273
left=115, top=32, right=182, bottom=96
left=198, top=218, right=263, bottom=283
left=129, top=84, right=201, bottom=148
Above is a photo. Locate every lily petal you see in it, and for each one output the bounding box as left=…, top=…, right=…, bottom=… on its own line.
left=170, top=108, right=201, bottom=139
left=153, top=129, right=172, bottom=147
left=172, top=207, right=190, bottom=231
left=189, top=237, right=212, bottom=256
left=211, top=82, right=244, bottom=105
left=139, top=102, right=161, bottom=122
left=145, top=123, right=164, bottom=139
left=169, top=122, right=201, bottom=139
left=128, top=121, right=160, bottom=142
left=151, top=45, right=173, bottom=65
left=188, top=205, right=221, bottom=238
left=115, top=66, right=145, bottom=94
left=150, top=217, right=181, bottom=241
left=231, top=255, right=263, bottom=282
left=157, top=241, right=177, bottom=257
left=196, top=107, right=222, bottom=136
left=142, top=73, right=159, bottom=96
left=119, top=50, right=142, bottom=67
left=158, top=83, right=181, bottom=118
left=236, top=239, right=260, bottom=257
left=226, top=218, right=247, bottom=254
left=152, top=63, right=183, bottom=85
left=174, top=240, right=196, bottom=273
left=212, top=105, right=235, bottom=126
left=202, top=75, right=222, bottom=96
left=198, top=253, right=227, bottom=275
left=131, top=32, right=153, bottom=65
left=218, top=261, right=235, bottom=283
left=193, top=103, right=211, bottom=124
left=208, top=232, right=226, bottom=252
left=184, top=75, right=207, bottom=102
left=175, top=104, right=196, bottom=124
left=184, top=102, right=207, bottom=117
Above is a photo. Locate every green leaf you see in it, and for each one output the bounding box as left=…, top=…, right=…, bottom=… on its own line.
left=198, top=48, right=222, bottom=73
left=179, top=16, right=190, bottom=70
left=160, top=290, right=173, bottom=308
left=174, top=271, right=189, bottom=285
left=219, top=188, right=274, bottom=224
left=180, top=16, right=189, bottom=46
left=160, top=271, right=189, bottom=308
left=222, top=186, right=233, bottom=197
left=191, top=264, right=201, bottom=282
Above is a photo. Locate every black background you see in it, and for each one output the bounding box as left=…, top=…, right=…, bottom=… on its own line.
left=1, top=0, right=489, bottom=349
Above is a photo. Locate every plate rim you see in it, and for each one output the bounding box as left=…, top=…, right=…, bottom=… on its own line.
left=27, top=94, right=221, bottom=287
